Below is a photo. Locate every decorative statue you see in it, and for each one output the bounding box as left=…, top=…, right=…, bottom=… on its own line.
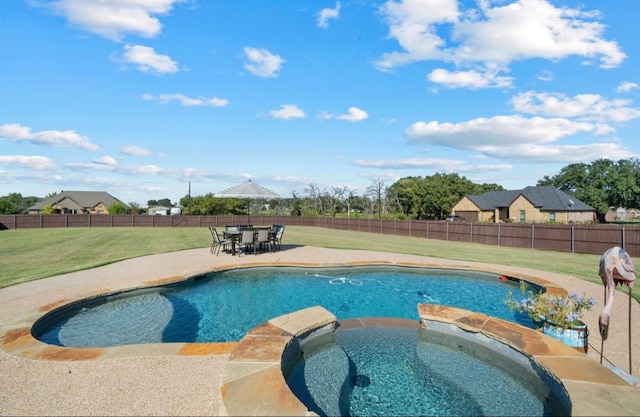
left=598, top=246, right=636, bottom=374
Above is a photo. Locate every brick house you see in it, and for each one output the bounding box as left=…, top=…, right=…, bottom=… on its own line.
left=28, top=191, right=127, bottom=215
left=451, top=186, right=595, bottom=224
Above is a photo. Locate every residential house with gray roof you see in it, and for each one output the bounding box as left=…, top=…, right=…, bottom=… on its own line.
left=28, top=191, right=127, bottom=215
left=451, top=186, right=595, bottom=223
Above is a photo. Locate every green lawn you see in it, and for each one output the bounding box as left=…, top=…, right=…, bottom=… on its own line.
left=0, top=226, right=610, bottom=291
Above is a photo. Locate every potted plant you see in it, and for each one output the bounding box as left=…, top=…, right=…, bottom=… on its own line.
left=505, top=282, right=596, bottom=351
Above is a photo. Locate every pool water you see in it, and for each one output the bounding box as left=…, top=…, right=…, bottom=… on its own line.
left=285, top=325, right=567, bottom=416
left=33, top=266, right=532, bottom=347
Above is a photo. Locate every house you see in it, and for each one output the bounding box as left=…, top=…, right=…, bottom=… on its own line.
left=147, top=206, right=181, bottom=215
left=451, top=186, right=595, bottom=224
left=28, top=191, right=127, bottom=215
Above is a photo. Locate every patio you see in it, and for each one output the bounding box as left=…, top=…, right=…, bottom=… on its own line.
left=0, top=246, right=638, bottom=416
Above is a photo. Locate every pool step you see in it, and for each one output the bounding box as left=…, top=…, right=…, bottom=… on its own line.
left=287, top=343, right=352, bottom=416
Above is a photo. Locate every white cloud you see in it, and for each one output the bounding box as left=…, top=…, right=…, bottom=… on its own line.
left=480, top=142, right=634, bottom=163
left=336, top=107, right=369, bottom=122
left=142, top=93, right=228, bottom=107
left=427, top=68, right=513, bottom=89
left=67, top=161, right=166, bottom=175
left=268, top=104, right=306, bottom=120
left=121, top=145, right=153, bottom=156
left=376, top=0, right=458, bottom=71
left=536, top=70, right=554, bottom=82
left=353, top=157, right=465, bottom=169
left=42, top=0, right=185, bottom=42
left=94, top=155, right=117, bottom=165
left=407, top=114, right=608, bottom=148
left=0, top=123, right=99, bottom=150
left=617, top=81, right=639, bottom=93
left=113, top=44, right=179, bottom=75
left=403, top=114, right=637, bottom=164
left=243, top=46, right=285, bottom=78
left=0, top=155, right=56, bottom=170
left=376, top=0, right=626, bottom=86
left=452, top=0, right=625, bottom=68
left=317, top=2, right=341, bottom=29
left=511, top=91, right=640, bottom=122
left=353, top=157, right=513, bottom=173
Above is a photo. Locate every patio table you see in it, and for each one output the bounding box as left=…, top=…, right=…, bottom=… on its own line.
left=223, top=230, right=240, bottom=255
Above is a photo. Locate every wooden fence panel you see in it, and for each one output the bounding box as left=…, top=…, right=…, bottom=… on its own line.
left=41, top=215, right=67, bottom=228
left=529, top=225, right=572, bottom=252
left=498, top=224, right=533, bottom=249
left=470, top=223, right=499, bottom=246
left=445, top=222, right=471, bottom=242
left=573, top=225, right=619, bottom=255
left=426, top=222, right=448, bottom=241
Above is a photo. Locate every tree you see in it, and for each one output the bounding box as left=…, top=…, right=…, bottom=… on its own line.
left=290, top=191, right=303, bottom=216
left=366, top=179, right=387, bottom=219
left=108, top=201, right=127, bottom=214
left=182, top=193, right=243, bottom=215
left=0, top=193, right=39, bottom=214
left=387, top=173, right=495, bottom=220
left=41, top=204, right=56, bottom=214
left=304, top=183, right=322, bottom=215
left=128, top=202, right=143, bottom=215
left=537, top=158, right=640, bottom=219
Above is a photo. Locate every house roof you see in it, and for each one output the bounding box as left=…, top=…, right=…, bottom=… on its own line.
left=29, top=191, right=126, bottom=210
left=465, top=186, right=594, bottom=211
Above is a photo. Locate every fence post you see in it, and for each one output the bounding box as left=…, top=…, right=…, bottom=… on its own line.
left=470, top=222, right=473, bottom=242
left=531, top=224, right=534, bottom=249
left=570, top=226, right=574, bottom=253
left=497, top=223, right=501, bottom=246
left=622, top=226, right=626, bottom=250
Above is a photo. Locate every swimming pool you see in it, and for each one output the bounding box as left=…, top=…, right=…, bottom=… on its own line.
left=32, top=265, right=533, bottom=348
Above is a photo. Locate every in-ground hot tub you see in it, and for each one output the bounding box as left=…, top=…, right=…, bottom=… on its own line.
left=282, top=318, right=570, bottom=416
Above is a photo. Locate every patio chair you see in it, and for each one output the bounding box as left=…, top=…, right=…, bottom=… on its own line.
left=255, top=227, right=272, bottom=253
left=271, top=225, right=284, bottom=251
left=209, top=227, right=230, bottom=256
left=237, top=228, right=256, bottom=256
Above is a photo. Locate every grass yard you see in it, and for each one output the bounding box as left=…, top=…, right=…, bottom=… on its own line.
left=0, top=226, right=610, bottom=292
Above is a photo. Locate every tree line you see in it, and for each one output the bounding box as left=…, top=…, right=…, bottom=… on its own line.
left=2, top=158, right=640, bottom=221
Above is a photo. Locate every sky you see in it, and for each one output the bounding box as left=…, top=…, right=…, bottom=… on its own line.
left=1, top=0, right=639, bottom=206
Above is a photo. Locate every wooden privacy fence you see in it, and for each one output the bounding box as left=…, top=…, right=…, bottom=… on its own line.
left=1, top=214, right=639, bottom=257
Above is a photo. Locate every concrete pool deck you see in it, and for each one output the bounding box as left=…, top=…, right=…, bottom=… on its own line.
left=1, top=245, right=639, bottom=416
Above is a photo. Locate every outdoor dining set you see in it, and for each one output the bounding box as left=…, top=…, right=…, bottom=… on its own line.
left=209, top=225, right=285, bottom=256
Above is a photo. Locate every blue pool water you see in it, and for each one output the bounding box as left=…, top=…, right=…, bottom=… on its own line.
left=33, top=266, right=532, bottom=348
left=285, top=325, right=567, bottom=416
